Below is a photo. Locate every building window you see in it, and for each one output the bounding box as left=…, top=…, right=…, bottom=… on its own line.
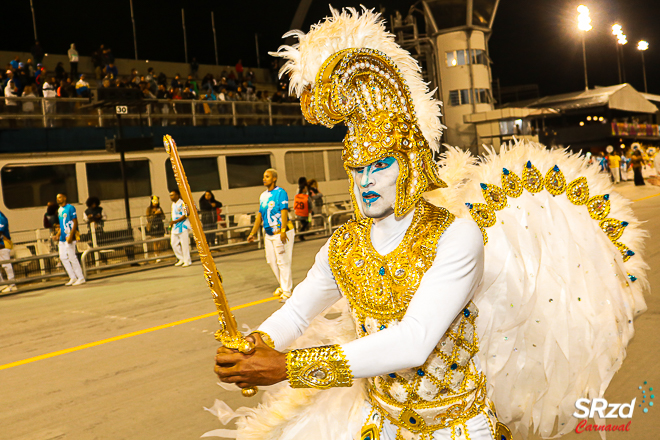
left=284, top=151, right=326, bottom=184
left=449, top=89, right=471, bottom=106
left=165, top=157, right=221, bottom=192
left=86, top=160, right=152, bottom=200
left=471, top=49, right=487, bottom=65
left=1, top=164, right=78, bottom=209
left=474, top=88, right=491, bottom=104
left=226, top=154, right=272, bottom=189
left=327, top=150, right=347, bottom=181
left=446, top=49, right=487, bottom=67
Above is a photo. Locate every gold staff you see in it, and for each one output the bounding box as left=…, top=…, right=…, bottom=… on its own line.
left=163, top=134, right=258, bottom=397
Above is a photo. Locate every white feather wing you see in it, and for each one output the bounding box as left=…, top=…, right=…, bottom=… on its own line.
left=428, top=141, right=649, bottom=438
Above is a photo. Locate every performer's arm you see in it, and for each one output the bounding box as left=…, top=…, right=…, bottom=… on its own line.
left=258, top=239, right=341, bottom=349
left=338, top=219, right=483, bottom=378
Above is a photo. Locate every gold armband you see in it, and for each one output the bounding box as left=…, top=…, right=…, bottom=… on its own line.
left=286, top=344, right=353, bottom=389
left=251, top=331, right=276, bottom=349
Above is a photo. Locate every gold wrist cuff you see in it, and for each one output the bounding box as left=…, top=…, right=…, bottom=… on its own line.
left=286, top=344, right=353, bottom=389
left=251, top=331, right=276, bottom=349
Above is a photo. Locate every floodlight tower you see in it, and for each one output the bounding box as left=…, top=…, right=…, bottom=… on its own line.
left=418, top=0, right=500, bottom=152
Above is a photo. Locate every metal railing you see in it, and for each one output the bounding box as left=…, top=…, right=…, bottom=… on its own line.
left=0, top=97, right=305, bottom=129
left=0, top=199, right=354, bottom=291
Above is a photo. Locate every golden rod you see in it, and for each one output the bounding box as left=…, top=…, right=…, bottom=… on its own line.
left=163, top=134, right=258, bottom=397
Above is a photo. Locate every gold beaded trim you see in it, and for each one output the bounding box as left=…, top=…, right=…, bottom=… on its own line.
left=286, top=345, right=353, bottom=389
left=250, top=331, right=275, bottom=349
left=465, top=163, right=635, bottom=264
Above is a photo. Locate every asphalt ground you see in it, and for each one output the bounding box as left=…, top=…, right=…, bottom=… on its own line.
left=1, top=181, right=659, bottom=440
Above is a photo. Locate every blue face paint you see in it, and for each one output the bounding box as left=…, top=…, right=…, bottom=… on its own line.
left=362, top=191, right=380, bottom=206
left=351, top=156, right=399, bottom=219
left=355, top=157, right=397, bottom=176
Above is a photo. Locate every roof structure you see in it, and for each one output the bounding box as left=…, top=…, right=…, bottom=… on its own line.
left=501, top=84, right=658, bottom=114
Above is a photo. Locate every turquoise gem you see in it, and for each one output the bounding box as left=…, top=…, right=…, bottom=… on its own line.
left=553, top=165, right=560, bottom=172
left=417, top=369, right=424, bottom=376
left=480, top=183, right=488, bottom=190
left=503, top=168, right=510, bottom=175
left=389, top=373, right=396, bottom=378
left=644, top=408, right=648, bottom=413
left=409, top=417, right=416, bottom=424
left=501, top=436, right=507, bottom=440
left=379, top=267, right=385, bottom=276
left=361, top=324, right=367, bottom=333
left=463, top=308, right=470, bottom=317
left=526, top=161, right=532, bottom=168
left=604, top=194, right=610, bottom=200
left=622, top=221, right=629, bottom=226
left=627, top=250, right=635, bottom=256
left=379, top=325, right=386, bottom=330
left=465, top=202, right=473, bottom=209
left=650, top=402, right=654, bottom=406
left=450, top=363, right=458, bottom=370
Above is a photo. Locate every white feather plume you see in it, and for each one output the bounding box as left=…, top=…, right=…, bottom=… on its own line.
left=270, top=6, right=445, bottom=152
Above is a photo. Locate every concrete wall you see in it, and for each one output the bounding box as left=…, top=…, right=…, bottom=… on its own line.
left=0, top=50, right=274, bottom=84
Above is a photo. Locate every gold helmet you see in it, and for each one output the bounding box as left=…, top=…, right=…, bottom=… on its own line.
left=273, top=8, right=447, bottom=217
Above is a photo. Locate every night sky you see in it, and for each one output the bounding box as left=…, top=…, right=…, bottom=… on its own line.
left=2, top=0, right=659, bottom=96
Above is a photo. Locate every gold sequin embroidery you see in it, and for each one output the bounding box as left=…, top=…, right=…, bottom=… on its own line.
left=286, top=345, right=353, bottom=389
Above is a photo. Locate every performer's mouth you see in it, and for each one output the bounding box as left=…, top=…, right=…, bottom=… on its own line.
left=362, top=191, right=380, bottom=205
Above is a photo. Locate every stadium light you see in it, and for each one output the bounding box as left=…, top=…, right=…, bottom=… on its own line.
left=638, top=41, right=649, bottom=92
left=577, top=6, right=592, bottom=89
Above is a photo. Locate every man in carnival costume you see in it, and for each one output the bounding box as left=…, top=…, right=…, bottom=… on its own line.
left=212, top=8, right=648, bottom=440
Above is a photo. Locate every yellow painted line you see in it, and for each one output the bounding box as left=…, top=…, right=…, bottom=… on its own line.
left=0, top=296, right=278, bottom=371
left=633, top=192, right=660, bottom=202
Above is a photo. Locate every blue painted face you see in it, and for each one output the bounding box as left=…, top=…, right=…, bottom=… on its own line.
left=351, top=157, right=399, bottom=219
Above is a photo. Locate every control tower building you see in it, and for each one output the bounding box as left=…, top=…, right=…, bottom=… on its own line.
left=393, top=0, right=500, bottom=152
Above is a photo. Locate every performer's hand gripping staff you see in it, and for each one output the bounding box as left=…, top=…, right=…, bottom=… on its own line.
left=163, top=135, right=286, bottom=396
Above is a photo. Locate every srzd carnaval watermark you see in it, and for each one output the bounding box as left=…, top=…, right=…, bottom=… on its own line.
left=572, top=398, right=636, bottom=433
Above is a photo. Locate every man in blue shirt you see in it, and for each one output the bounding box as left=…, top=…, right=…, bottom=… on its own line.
left=169, top=190, right=192, bottom=267
left=55, top=193, right=86, bottom=286
left=247, top=168, right=295, bottom=301
left=0, top=210, right=16, bottom=292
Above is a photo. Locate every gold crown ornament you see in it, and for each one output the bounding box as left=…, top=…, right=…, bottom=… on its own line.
left=272, top=7, right=447, bottom=217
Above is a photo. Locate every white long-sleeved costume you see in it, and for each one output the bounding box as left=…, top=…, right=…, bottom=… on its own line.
left=260, top=213, right=483, bottom=378
left=258, top=201, right=506, bottom=440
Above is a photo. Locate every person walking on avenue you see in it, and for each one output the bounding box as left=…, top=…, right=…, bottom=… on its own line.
left=632, top=149, right=646, bottom=186
left=247, top=168, right=295, bottom=301
left=68, top=44, right=79, bottom=80
left=146, top=196, right=166, bottom=260
left=199, top=190, right=222, bottom=246
left=293, top=182, right=312, bottom=241
left=54, top=193, right=85, bottom=286
left=0, top=210, right=16, bottom=292
left=608, top=151, right=621, bottom=184
left=169, top=190, right=192, bottom=267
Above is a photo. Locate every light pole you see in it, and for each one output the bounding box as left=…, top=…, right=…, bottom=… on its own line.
left=638, top=40, right=649, bottom=93
left=578, top=5, right=592, bottom=90
left=612, top=24, right=628, bottom=84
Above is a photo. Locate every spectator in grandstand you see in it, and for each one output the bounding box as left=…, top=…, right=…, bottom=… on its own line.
left=21, top=84, right=36, bottom=113
left=44, top=202, right=59, bottom=229
left=57, top=79, right=70, bottom=98
left=181, top=86, right=195, bottom=100
left=76, top=74, right=90, bottom=98
left=10, top=56, right=20, bottom=71
left=0, top=209, right=16, bottom=293
left=4, top=78, right=18, bottom=128
left=247, top=168, right=294, bottom=302
left=31, top=41, right=45, bottom=67
left=91, top=50, right=104, bottom=80
left=157, top=71, right=167, bottom=87
left=145, top=68, right=157, bottom=94
left=201, top=73, right=215, bottom=92
left=103, top=47, right=115, bottom=65
left=199, top=190, right=222, bottom=245
left=235, top=59, right=244, bottom=81
left=35, top=65, right=46, bottom=89
left=84, top=196, right=106, bottom=246
left=146, top=196, right=166, bottom=259
left=190, top=57, right=199, bottom=78
left=185, top=75, right=199, bottom=96
left=169, top=190, right=192, bottom=267
left=25, top=59, right=35, bottom=77
left=42, top=77, right=57, bottom=125
left=171, top=74, right=183, bottom=90
left=104, top=63, right=118, bottom=80
left=54, top=193, right=86, bottom=286
left=55, top=62, right=66, bottom=82
left=217, top=88, right=227, bottom=101
left=68, top=44, right=79, bottom=80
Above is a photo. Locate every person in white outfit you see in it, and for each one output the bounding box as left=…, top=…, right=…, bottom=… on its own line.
left=0, top=210, right=16, bottom=292
left=247, top=168, right=295, bottom=301
left=54, top=193, right=85, bottom=286
left=169, top=190, right=192, bottom=267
